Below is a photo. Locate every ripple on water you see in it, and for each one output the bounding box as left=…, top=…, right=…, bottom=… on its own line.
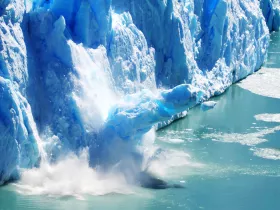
left=202, top=164, right=280, bottom=178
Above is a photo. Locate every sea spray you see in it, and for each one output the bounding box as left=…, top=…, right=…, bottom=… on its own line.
left=15, top=149, right=134, bottom=199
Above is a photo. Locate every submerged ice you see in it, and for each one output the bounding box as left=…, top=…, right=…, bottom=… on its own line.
left=0, top=0, right=278, bottom=184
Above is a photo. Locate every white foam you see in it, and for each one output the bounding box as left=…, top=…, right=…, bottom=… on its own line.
left=251, top=148, right=280, bottom=160
left=204, top=126, right=280, bottom=146
left=255, top=113, right=280, bottom=123
left=15, top=150, right=133, bottom=199
left=158, top=129, right=199, bottom=142
left=157, top=137, right=185, bottom=144
left=238, top=68, right=280, bottom=99
left=15, top=128, right=199, bottom=199
left=141, top=129, right=204, bottom=178
left=144, top=148, right=204, bottom=179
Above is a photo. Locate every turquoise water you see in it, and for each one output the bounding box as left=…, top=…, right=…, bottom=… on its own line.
left=0, top=33, right=280, bottom=210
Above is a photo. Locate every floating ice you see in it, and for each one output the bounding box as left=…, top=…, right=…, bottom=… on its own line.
left=204, top=126, right=280, bottom=146
left=251, top=148, right=280, bottom=160
left=255, top=113, right=280, bottom=123
left=157, top=137, right=185, bottom=144
left=238, top=68, right=280, bottom=99
left=200, top=101, right=217, bottom=111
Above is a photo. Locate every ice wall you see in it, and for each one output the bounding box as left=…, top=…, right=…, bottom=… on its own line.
left=260, top=0, right=280, bottom=31
left=0, top=0, right=44, bottom=184
left=0, top=0, right=273, bottom=184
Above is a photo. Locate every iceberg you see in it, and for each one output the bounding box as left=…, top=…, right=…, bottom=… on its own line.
left=0, top=0, right=274, bottom=184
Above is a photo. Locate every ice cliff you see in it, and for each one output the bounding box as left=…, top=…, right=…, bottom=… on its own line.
left=0, top=0, right=276, bottom=184
left=261, top=0, right=280, bottom=31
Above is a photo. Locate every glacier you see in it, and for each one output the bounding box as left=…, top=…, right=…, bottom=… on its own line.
left=0, top=0, right=277, bottom=184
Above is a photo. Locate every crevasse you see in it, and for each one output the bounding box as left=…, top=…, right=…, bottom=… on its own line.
left=0, top=0, right=277, bottom=184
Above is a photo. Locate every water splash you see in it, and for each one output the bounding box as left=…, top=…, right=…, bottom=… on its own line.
left=15, top=150, right=134, bottom=200
left=15, top=129, right=201, bottom=198
left=70, top=42, right=117, bottom=132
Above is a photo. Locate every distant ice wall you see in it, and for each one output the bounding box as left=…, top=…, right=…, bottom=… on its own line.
left=260, top=0, right=280, bottom=31
left=111, top=0, right=269, bottom=90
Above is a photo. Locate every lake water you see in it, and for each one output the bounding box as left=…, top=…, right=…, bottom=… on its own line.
left=0, top=32, right=279, bottom=210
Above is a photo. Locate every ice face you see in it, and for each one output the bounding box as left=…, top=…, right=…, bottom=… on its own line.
left=0, top=0, right=44, bottom=184
left=0, top=0, right=274, bottom=184
left=261, top=0, right=280, bottom=31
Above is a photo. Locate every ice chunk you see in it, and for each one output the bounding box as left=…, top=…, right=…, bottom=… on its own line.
left=203, top=126, right=280, bottom=146
left=200, top=101, right=217, bottom=111
left=100, top=84, right=198, bottom=142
